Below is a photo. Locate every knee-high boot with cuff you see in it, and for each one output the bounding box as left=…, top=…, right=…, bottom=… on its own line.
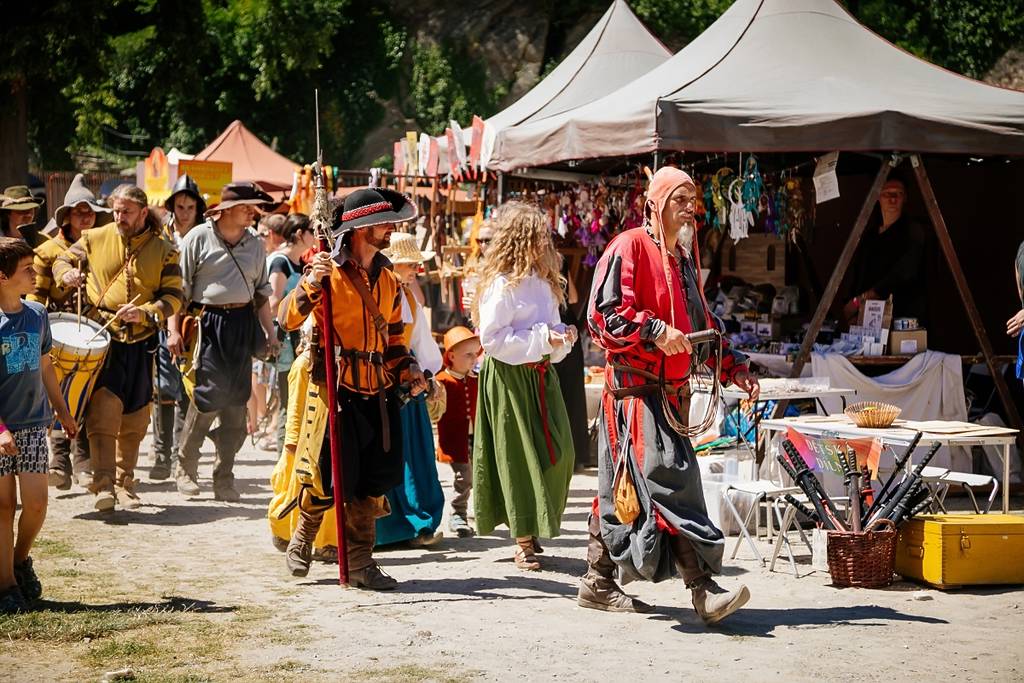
left=577, top=514, right=652, bottom=613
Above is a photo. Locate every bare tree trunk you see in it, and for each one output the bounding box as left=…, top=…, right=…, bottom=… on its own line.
left=0, top=79, right=29, bottom=189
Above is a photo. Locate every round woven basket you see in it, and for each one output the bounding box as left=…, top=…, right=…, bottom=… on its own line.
left=826, top=519, right=898, bottom=588
left=845, top=401, right=901, bottom=428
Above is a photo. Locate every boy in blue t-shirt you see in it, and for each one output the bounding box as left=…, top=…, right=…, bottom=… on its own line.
left=0, top=238, right=75, bottom=613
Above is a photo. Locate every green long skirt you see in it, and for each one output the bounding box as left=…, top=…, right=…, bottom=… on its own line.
left=473, top=356, right=575, bottom=538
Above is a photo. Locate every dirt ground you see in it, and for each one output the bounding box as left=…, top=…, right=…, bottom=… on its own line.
left=2, top=436, right=1022, bottom=683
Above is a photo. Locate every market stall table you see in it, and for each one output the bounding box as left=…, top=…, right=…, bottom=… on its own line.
left=760, top=415, right=1018, bottom=513
left=712, top=378, right=857, bottom=458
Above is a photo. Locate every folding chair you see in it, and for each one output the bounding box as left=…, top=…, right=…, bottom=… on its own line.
left=936, top=471, right=999, bottom=514
left=723, top=480, right=800, bottom=565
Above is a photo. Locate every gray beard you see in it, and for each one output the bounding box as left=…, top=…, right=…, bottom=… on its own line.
left=677, top=223, right=695, bottom=254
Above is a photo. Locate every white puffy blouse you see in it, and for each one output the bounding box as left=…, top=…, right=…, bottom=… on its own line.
left=477, top=273, right=572, bottom=366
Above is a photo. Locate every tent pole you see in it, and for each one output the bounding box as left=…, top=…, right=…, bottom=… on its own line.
left=497, top=171, right=505, bottom=204
left=909, top=154, right=1023, bottom=480
left=653, top=150, right=660, bottom=172
left=767, top=156, right=896, bottom=439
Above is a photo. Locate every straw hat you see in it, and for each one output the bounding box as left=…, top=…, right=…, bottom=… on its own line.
left=382, top=232, right=434, bottom=265
left=443, top=326, right=480, bottom=354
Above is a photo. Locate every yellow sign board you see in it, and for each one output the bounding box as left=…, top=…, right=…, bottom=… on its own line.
left=178, top=160, right=233, bottom=206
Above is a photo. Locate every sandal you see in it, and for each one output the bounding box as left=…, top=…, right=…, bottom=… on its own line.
left=532, top=537, right=544, bottom=554
left=514, top=537, right=541, bottom=571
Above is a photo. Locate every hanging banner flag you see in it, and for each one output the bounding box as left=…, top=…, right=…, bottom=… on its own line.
left=417, top=133, right=431, bottom=177
left=426, top=137, right=440, bottom=178
left=393, top=140, right=405, bottom=176
left=785, top=427, right=882, bottom=480
left=469, top=115, right=485, bottom=176
left=445, top=128, right=461, bottom=180
left=450, top=120, right=468, bottom=172
left=480, top=120, right=497, bottom=172
left=405, top=131, right=419, bottom=178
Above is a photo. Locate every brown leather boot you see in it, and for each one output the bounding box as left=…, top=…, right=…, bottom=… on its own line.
left=671, top=536, right=749, bottom=625
left=577, top=515, right=652, bottom=613
left=286, top=508, right=324, bottom=577
left=346, top=497, right=397, bottom=590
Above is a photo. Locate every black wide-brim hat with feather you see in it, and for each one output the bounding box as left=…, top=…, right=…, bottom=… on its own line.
left=333, top=187, right=417, bottom=237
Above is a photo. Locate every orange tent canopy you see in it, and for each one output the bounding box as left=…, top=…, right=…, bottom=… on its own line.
left=196, top=120, right=297, bottom=194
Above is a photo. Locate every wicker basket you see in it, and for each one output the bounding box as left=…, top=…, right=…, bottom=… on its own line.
left=826, top=519, right=898, bottom=588
left=845, top=401, right=901, bottom=428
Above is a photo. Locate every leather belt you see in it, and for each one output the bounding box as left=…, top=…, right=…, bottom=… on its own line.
left=334, top=347, right=392, bottom=452
left=198, top=301, right=251, bottom=311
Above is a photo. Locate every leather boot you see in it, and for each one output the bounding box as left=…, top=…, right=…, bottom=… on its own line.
left=577, top=515, right=652, bottom=613
left=114, top=404, right=150, bottom=509
left=671, top=536, right=749, bottom=625
left=150, top=402, right=176, bottom=480
left=346, top=497, right=397, bottom=590
left=286, top=508, right=324, bottom=577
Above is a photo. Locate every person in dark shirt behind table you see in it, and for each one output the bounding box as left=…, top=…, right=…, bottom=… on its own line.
left=843, top=176, right=927, bottom=326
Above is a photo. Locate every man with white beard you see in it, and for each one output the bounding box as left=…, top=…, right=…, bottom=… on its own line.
left=577, top=167, right=759, bottom=624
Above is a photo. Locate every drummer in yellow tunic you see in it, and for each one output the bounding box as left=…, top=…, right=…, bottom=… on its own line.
left=27, top=174, right=112, bottom=492
left=52, top=185, right=183, bottom=513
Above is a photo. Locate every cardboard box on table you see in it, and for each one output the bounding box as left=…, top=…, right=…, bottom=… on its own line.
left=889, top=328, right=927, bottom=355
left=895, top=514, right=1024, bottom=589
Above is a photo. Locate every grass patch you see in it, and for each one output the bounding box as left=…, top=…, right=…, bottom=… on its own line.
left=33, top=537, right=79, bottom=559
left=0, top=606, right=182, bottom=642
left=348, top=664, right=474, bottom=682
left=85, top=637, right=158, bottom=666
left=50, top=568, right=83, bottom=578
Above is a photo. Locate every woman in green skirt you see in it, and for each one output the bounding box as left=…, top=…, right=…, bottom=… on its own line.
left=471, top=202, right=578, bottom=570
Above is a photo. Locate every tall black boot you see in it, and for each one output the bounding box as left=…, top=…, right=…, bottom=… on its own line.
left=577, top=514, right=652, bottom=613
left=150, top=402, right=176, bottom=480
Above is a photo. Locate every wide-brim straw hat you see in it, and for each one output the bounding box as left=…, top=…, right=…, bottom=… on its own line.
left=54, top=173, right=113, bottom=227
left=382, top=232, right=434, bottom=265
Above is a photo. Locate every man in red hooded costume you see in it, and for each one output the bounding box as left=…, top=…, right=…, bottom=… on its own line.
left=578, top=167, right=760, bottom=624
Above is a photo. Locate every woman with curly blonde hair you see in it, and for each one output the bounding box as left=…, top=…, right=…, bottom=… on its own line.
left=471, top=201, right=578, bottom=570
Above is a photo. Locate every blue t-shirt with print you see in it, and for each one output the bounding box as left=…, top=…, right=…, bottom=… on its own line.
left=0, top=300, right=53, bottom=430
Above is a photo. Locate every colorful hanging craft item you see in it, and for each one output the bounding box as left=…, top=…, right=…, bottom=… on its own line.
left=727, top=177, right=753, bottom=242
left=706, top=167, right=733, bottom=232
left=741, top=155, right=763, bottom=217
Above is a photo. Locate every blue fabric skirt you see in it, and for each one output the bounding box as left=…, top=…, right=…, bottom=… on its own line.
left=376, top=398, right=445, bottom=545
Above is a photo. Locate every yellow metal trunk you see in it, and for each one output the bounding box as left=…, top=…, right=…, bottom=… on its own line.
left=895, top=514, right=1024, bottom=589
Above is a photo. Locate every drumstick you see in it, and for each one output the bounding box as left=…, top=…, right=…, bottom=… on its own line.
left=87, top=294, right=141, bottom=342
left=77, top=285, right=82, bottom=331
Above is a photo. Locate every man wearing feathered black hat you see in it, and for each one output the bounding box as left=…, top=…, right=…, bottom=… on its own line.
left=277, top=186, right=426, bottom=590
left=149, top=174, right=206, bottom=481
left=167, top=182, right=280, bottom=502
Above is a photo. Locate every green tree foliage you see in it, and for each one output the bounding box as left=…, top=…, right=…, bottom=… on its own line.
left=4, top=0, right=1022, bottom=176
left=848, top=0, right=1024, bottom=79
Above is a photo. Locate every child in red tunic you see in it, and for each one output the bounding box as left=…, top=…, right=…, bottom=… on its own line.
left=434, top=326, right=482, bottom=537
